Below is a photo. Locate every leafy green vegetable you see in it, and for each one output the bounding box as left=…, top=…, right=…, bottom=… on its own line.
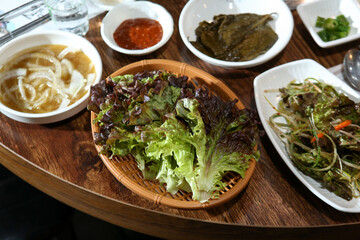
left=315, top=15, right=351, bottom=42
left=191, top=13, right=278, bottom=61
left=88, top=70, right=260, bottom=203
left=268, top=78, right=360, bottom=200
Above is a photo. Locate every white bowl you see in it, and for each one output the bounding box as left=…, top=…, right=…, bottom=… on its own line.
left=178, top=0, right=294, bottom=69
left=90, top=0, right=134, bottom=11
left=254, top=59, right=360, bottom=212
left=297, top=0, right=360, bottom=48
left=100, top=1, right=174, bottom=56
left=0, top=30, right=103, bottom=124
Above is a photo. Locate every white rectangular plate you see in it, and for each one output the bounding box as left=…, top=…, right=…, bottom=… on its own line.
left=254, top=59, right=360, bottom=212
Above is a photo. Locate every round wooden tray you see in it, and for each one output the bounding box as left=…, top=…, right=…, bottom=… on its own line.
left=90, top=59, right=256, bottom=209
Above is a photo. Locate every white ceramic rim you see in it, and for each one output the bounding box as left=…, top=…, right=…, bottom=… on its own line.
left=90, top=0, right=135, bottom=11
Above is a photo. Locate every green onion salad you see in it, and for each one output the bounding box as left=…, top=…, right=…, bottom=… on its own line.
left=266, top=78, right=360, bottom=200
left=315, top=15, right=351, bottom=42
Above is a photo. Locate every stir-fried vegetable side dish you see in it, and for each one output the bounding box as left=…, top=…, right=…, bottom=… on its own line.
left=88, top=70, right=260, bottom=203
left=267, top=78, right=360, bottom=200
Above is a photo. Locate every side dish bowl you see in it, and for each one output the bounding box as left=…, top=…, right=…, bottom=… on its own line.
left=0, top=30, right=102, bottom=124
left=90, top=0, right=134, bottom=11
left=90, top=59, right=257, bottom=209
left=297, top=0, right=360, bottom=48
left=254, top=59, right=360, bottom=212
left=100, top=1, right=174, bottom=56
left=178, top=0, right=293, bottom=68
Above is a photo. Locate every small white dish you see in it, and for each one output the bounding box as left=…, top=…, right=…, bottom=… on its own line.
left=297, top=0, right=360, bottom=48
left=178, top=0, right=294, bottom=69
left=100, top=1, right=174, bottom=56
left=90, top=0, right=134, bottom=11
left=254, top=59, right=360, bottom=212
left=0, top=30, right=102, bottom=124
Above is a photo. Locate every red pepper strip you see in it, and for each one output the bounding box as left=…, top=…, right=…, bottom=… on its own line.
left=310, top=120, right=352, bottom=143
left=311, top=133, right=324, bottom=143
left=334, top=119, right=352, bottom=131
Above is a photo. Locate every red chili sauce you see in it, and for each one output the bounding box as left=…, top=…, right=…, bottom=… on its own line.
left=113, top=18, right=163, bottom=50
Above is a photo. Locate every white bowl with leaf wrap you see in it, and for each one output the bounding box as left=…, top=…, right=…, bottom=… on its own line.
left=0, top=30, right=102, bottom=124
left=179, top=0, right=294, bottom=68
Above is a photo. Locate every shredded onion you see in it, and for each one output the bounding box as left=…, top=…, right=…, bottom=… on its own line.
left=28, top=69, right=56, bottom=82
left=26, top=62, right=55, bottom=72
left=31, top=88, right=50, bottom=109
left=67, top=70, right=85, bottom=97
left=17, top=76, right=27, bottom=101
left=24, top=83, right=36, bottom=102
left=2, top=85, right=18, bottom=103
left=61, top=58, right=73, bottom=79
left=58, top=47, right=80, bottom=59
left=9, top=53, right=62, bottom=79
left=0, top=68, right=27, bottom=82
left=57, top=98, right=71, bottom=110
left=39, top=48, right=55, bottom=56
left=87, top=73, right=96, bottom=86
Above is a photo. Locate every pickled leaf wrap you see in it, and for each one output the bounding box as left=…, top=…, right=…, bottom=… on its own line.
left=191, top=13, right=278, bottom=61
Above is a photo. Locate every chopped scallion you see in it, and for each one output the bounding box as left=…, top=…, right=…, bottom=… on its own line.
left=315, top=14, right=351, bottom=42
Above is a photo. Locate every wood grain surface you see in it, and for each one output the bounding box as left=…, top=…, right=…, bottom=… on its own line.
left=0, top=1, right=360, bottom=239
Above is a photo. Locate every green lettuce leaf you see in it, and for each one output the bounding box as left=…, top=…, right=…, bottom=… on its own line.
left=88, top=70, right=259, bottom=203
left=175, top=94, right=259, bottom=202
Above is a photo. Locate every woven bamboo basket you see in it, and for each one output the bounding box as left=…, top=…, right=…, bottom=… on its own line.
left=90, top=59, right=256, bottom=209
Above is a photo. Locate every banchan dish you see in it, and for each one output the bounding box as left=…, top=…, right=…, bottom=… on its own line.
left=90, top=59, right=257, bottom=209
left=0, top=30, right=102, bottom=124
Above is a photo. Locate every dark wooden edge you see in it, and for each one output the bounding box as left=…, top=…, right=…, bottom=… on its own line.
left=0, top=142, right=359, bottom=240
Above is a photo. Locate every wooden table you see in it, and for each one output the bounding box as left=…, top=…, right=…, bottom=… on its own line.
left=1, top=1, right=359, bottom=239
